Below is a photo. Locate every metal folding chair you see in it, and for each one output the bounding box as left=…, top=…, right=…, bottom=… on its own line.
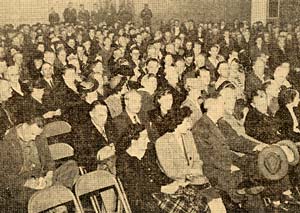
left=75, top=170, right=132, bottom=213
left=28, top=185, right=81, bottom=213
left=43, top=121, right=72, bottom=138
left=49, top=143, right=74, bottom=161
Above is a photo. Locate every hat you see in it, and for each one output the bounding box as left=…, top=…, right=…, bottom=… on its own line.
left=78, top=77, right=99, bottom=94
left=258, top=145, right=289, bottom=180
left=277, top=140, right=299, bottom=166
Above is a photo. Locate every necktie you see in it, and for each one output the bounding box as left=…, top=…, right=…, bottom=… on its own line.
left=133, top=115, right=140, bottom=124
left=49, top=80, right=54, bottom=88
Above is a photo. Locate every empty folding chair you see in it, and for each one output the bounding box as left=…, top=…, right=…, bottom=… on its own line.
left=49, top=143, right=74, bottom=161
left=75, top=170, right=132, bottom=213
left=43, top=121, right=72, bottom=138
left=28, top=185, right=81, bottom=213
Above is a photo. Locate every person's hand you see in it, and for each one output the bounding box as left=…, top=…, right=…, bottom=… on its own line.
left=54, top=109, right=62, bottom=116
left=44, top=171, right=54, bottom=188
left=43, top=111, right=55, bottom=119
left=294, top=127, right=300, bottom=133
left=24, top=178, right=40, bottom=189
left=230, top=165, right=240, bottom=173
left=253, top=143, right=269, bottom=152
left=97, top=144, right=115, bottom=161
left=161, top=181, right=182, bottom=194
left=187, top=175, right=209, bottom=185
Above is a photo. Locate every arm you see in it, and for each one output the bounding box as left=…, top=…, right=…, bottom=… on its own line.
left=155, top=136, right=190, bottom=180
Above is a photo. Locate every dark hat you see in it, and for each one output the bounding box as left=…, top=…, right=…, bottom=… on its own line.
left=277, top=140, right=300, bottom=166
left=78, top=77, right=99, bottom=94
left=258, top=145, right=289, bottom=180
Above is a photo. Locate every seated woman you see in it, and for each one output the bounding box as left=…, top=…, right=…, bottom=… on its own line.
left=148, top=89, right=180, bottom=139
left=116, top=123, right=172, bottom=213
left=275, top=88, right=300, bottom=142
left=156, top=106, right=226, bottom=212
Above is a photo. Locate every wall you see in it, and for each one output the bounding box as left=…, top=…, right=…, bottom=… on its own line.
left=280, top=0, right=300, bottom=24
left=0, top=0, right=251, bottom=26
left=132, top=0, right=251, bottom=25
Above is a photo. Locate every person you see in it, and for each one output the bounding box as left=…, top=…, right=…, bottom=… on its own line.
left=156, top=106, right=226, bottom=212
left=215, top=61, right=231, bottom=90
left=245, top=89, right=281, bottom=144
left=78, top=4, right=90, bottom=25
left=112, top=90, right=152, bottom=142
left=4, top=65, right=27, bottom=124
left=0, top=80, right=13, bottom=140
left=0, top=118, right=79, bottom=212
left=116, top=123, right=172, bottom=212
left=245, top=57, right=266, bottom=99
left=148, top=89, right=180, bottom=140
left=182, top=77, right=203, bottom=125
left=48, top=7, right=60, bottom=25
left=275, top=88, right=300, bottom=142
left=75, top=100, right=116, bottom=173
left=137, top=74, right=157, bottom=112
left=191, top=96, right=267, bottom=212
left=22, top=79, right=61, bottom=123
left=140, top=4, right=153, bottom=27
left=63, top=2, right=77, bottom=24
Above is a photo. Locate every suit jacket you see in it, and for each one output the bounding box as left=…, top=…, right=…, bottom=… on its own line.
left=250, top=44, right=269, bottom=61
left=275, top=106, right=300, bottom=142
left=6, top=89, right=26, bottom=125
left=191, top=115, right=247, bottom=197
left=192, top=114, right=233, bottom=172
left=155, top=131, right=203, bottom=180
left=0, top=127, right=55, bottom=194
left=112, top=110, right=154, bottom=142
left=244, top=106, right=280, bottom=144
left=75, top=119, right=115, bottom=171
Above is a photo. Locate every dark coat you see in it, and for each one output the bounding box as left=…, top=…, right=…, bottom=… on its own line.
left=0, top=127, right=55, bottom=196
left=191, top=114, right=245, bottom=201
left=49, top=12, right=60, bottom=25
left=74, top=119, right=115, bottom=171
left=63, top=8, right=77, bottom=24
left=6, top=88, right=27, bottom=125
left=244, top=106, right=280, bottom=144
left=116, top=145, right=171, bottom=212
left=275, top=105, right=300, bottom=142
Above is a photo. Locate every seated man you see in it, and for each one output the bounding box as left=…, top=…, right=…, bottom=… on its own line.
left=0, top=117, right=79, bottom=212
left=191, top=95, right=266, bottom=211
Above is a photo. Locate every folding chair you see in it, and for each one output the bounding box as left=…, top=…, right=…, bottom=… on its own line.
left=43, top=121, right=72, bottom=138
left=75, top=170, right=132, bottom=213
left=49, top=143, right=74, bottom=161
left=28, top=185, right=81, bottom=213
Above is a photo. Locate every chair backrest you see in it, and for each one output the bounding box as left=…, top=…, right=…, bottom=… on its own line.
left=28, top=185, right=81, bottom=213
left=75, top=170, right=132, bottom=213
left=49, top=143, right=74, bottom=161
left=43, top=121, right=72, bottom=138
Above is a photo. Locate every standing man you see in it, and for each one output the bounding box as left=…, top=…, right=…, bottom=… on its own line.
left=48, top=7, right=60, bottom=25
left=63, top=2, right=77, bottom=25
left=78, top=4, right=90, bottom=25
left=140, top=4, right=152, bottom=27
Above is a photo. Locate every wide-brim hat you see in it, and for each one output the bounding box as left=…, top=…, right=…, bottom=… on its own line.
left=277, top=140, right=300, bottom=166
left=258, top=145, right=289, bottom=181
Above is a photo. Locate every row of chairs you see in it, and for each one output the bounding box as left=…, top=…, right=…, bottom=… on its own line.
left=28, top=143, right=132, bottom=213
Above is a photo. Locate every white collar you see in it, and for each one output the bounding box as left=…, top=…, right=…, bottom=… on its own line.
left=126, top=109, right=141, bottom=124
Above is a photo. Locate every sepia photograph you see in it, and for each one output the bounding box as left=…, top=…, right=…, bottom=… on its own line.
left=1, top=0, right=300, bottom=212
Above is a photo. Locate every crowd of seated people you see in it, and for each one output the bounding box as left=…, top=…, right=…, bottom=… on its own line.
left=3, top=7, right=300, bottom=212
